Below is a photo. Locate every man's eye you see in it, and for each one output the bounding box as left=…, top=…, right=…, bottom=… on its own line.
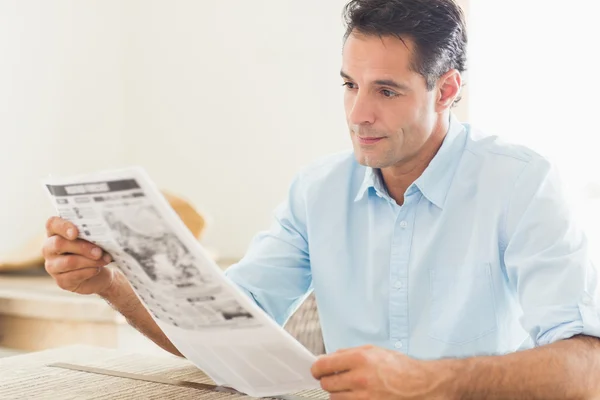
left=342, top=82, right=357, bottom=89
left=381, top=89, right=398, bottom=98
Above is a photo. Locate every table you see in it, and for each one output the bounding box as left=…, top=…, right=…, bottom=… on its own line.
left=0, top=345, right=327, bottom=399
left=0, top=271, right=162, bottom=354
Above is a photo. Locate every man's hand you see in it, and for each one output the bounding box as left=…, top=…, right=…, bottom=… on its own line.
left=311, top=345, right=455, bottom=400
left=43, top=216, right=114, bottom=296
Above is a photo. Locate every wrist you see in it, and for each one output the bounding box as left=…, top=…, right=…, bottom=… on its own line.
left=429, top=357, right=469, bottom=400
left=97, top=267, right=123, bottom=300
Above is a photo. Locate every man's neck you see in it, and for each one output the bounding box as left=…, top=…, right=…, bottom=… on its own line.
left=381, top=116, right=449, bottom=206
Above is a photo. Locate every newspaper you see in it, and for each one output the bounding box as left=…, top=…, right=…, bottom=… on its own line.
left=43, top=167, right=319, bottom=398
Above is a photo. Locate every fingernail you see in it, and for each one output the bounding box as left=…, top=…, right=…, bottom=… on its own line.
left=103, top=254, right=112, bottom=263
left=91, top=248, right=102, bottom=259
left=67, top=228, right=75, bottom=239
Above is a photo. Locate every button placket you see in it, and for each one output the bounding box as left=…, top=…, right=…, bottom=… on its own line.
left=389, top=202, right=413, bottom=353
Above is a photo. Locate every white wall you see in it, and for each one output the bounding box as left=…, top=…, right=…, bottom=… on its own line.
left=0, top=0, right=127, bottom=255
left=468, top=0, right=599, bottom=191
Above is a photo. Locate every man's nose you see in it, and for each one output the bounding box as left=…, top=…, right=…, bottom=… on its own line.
left=348, top=92, right=375, bottom=126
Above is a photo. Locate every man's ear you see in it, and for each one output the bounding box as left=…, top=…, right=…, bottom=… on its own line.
left=435, top=69, right=462, bottom=112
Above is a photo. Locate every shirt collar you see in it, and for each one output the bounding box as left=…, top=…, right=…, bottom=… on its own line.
left=353, top=166, right=383, bottom=202
left=353, top=114, right=467, bottom=208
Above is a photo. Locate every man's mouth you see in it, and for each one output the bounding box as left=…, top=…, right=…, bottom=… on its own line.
left=357, top=136, right=384, bottom=145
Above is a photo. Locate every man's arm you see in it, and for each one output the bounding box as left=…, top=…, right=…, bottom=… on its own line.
left=445, top=335, right=600, bottom=399
left=312, top=336, right=600, bottom=399
left=224, top=171, right=312, bottom=326
left=99, top=268, right=183, bottom=357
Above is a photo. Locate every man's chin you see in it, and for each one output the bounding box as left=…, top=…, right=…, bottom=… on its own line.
left=353, top=152, right=387, bottom=169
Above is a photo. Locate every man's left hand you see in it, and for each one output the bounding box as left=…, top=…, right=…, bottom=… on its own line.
left=310, top=344, right=455, bottom=400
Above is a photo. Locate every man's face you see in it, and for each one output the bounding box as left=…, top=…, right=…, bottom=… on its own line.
left=342, top=32, right=439, bottom=169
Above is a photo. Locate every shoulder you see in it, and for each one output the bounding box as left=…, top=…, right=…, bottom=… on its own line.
left=465, top=124, right=545, bottom=165
left=293, top=150, right=364, bottom=192
left=462, top=124, right=553, bottom=186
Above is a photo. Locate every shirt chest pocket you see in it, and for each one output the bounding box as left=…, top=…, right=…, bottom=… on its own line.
left=429, top=262, right=498, bottom=345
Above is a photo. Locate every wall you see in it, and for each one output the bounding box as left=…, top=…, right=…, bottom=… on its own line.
left=0, top=0, right=127, bottom=255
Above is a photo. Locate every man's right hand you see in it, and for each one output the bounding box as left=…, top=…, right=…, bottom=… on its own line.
left=43, top=216, right=115, bottom=296
left=43, top=217, right=181, bottom=357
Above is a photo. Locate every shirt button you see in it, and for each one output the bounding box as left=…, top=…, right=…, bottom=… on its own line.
left=394, top=281, right=403, bottom=289
left=394, top=341, right=403, bottom=349
left=583, top=296, right=592, bottom=305
left=399, top=220, right=408, bottom=228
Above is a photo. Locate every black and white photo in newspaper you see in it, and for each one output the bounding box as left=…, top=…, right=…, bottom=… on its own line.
left=46, top=178, right=255, bottom=330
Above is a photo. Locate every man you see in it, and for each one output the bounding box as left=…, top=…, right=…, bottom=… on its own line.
left=43, top=0, right=600, bottom=398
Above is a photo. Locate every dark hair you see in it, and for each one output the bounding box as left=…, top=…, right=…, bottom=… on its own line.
left=343, top=0, right=467, bottom=103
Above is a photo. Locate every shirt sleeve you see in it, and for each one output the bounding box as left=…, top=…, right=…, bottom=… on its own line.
left=504, top=157, right=600, bottom=346
left=224, top=172, right=312, bottom=327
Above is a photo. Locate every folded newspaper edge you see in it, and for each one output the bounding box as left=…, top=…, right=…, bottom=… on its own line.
left=42, top=166, right=320, bottom=398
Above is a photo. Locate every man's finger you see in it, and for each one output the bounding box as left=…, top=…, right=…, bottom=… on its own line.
left=311, top=350, right=363, bottom=379
left=45, top=216, right=78, bottom=239
left=45, top=254, right=107, bottom=275
left=43, top=236, right=107, bottom=261
left=319, top=370, right=360, bottom=393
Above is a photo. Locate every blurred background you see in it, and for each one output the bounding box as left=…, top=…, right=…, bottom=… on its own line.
left=0, top=0, right=598, bottom=356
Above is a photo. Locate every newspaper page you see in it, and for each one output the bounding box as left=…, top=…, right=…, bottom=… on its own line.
left=43, top=167, right=319, bottom=398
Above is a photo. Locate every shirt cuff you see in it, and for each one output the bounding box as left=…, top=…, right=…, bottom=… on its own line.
left=536, top=294, right=600, bottom=346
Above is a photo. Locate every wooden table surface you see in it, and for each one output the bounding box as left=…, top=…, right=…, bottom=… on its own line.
left=0, top=345, right=327, bottom=400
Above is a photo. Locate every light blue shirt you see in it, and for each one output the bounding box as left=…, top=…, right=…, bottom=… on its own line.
left=225, top=115, right=600, bottom=359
